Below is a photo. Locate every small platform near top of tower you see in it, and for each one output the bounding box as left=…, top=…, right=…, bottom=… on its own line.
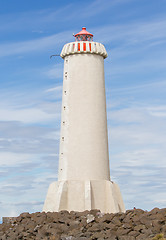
left=74, top=27, right=93, bottom=41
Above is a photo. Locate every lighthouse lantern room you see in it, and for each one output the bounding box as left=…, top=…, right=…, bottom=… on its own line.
left=74, top=27, right=93, bottom=41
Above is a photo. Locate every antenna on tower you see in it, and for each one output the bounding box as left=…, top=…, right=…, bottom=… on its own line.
left=50, top=54, right=60, bottom=59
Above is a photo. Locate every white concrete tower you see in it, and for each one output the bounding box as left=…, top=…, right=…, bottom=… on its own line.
left=43, top=27, right=125, bottom=213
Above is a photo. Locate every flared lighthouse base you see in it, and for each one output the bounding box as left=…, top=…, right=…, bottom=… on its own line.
left=43, top=180, right=125, bottom=213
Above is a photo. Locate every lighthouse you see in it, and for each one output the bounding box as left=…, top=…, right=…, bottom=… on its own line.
left=43, top=27, right=125, bottom=213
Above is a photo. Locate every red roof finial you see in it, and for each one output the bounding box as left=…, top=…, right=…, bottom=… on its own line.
left=74, top=27, right=93, bottom=42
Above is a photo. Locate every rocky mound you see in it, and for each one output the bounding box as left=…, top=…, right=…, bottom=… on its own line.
left=0, top=208, right=166, bottom=240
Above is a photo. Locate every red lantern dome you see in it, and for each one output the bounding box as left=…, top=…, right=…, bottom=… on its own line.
left=74, top=27, right=93, bottom=42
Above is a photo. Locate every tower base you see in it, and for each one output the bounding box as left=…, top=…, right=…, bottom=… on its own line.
left=43, top=180, right=125, bottom=213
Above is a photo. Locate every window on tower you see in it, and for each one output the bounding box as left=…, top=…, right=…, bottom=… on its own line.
left=65, top=72, right=67, bottom=79
left=75, top=35, right=93, bottom=42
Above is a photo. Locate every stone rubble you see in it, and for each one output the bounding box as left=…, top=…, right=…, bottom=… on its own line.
left=0, top=208, right=166, bottom=239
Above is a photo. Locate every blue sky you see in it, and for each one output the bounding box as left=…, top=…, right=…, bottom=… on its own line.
left=0, top=0, right=166, bottom=220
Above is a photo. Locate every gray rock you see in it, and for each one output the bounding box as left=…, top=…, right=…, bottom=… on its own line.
left=1, top=208, right=166, bottom=240
left=86, top=214, right=95, bottom=223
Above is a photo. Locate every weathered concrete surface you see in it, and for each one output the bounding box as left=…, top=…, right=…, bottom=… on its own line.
left=1, top=208, right=166, bottom=239
left=43, top=180, right=125, bottom=213
left=43, top=39, right=125, bottom=213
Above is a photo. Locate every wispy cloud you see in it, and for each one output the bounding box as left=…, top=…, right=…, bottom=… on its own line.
left=0, top=4, right=73, bottom=33
left=0, top=107, right=58, bottom=123
left=45, top=85, right=62, bottom=93
left=107, top=100, right=166, bottom=210
left=108, top=79, right=166, bottom=94
left=0, top=152, right=37, bottom=167
left=79, top=0, right=133, bottom=18
left=148, top=106, right=166, bottom=117
left=94, top=18, right=166, bottom=45
left=0, top=32, right=70, bottom=58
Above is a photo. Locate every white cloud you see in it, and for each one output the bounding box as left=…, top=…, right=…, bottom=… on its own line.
left=111, top=148, right=165, bottom=167
left=0, top=85, right=62, bottom=124
left=108, top=104, right=166, bottom=152
left=109, top=79, right=166, bottom=94
left=0, top=32, right=69, bottom=58
left=0, top=107, right=57, bottom=124
left=94, top=18, right=166, bottom=45
left=0, top=152, right=36, bottom=166
left=148, top=106, right=166, bottom=117
left=0, top=4, right=73, bottom=32
left=108, top=107, right=146, bottom=123
left=106, top=99, right=166, bottom=210
left=45, top=85, right=62, bottom=93
left=155, top=199, right=166, bottom=204
left=80, top=0, right=133, bottom=18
